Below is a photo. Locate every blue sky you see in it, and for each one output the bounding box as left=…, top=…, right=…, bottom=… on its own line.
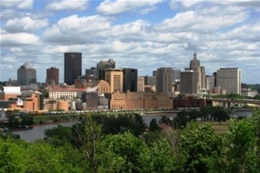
left=0, top=0, right=260, bottom=84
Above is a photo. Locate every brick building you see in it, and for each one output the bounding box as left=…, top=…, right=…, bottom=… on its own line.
left=107, top=91, right=173, bottom=110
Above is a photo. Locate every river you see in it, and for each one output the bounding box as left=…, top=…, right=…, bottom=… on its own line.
left=13, top=111, right=253, bottom=142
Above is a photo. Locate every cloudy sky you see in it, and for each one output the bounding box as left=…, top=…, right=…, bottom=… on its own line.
left=0, top=0, right=259, bottom=84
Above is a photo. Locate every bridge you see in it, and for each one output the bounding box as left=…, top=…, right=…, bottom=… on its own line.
left=206, top=98, right=260, bottom=108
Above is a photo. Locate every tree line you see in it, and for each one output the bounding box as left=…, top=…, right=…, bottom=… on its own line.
left=1, top=109, right=260, bottom=173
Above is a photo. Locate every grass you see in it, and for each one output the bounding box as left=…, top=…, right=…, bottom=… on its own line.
left=199, top=121, right=229, bottom=133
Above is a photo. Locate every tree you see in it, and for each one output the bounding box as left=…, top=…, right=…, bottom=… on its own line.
left=149, top=118, right=161, bottom=132
left=20, top=116, right=34, bottom=126
left=143, top=131, right=163, bottom=145
left=42, top=89, right=49, bottom=98
left=211, top=118, right=260, bottom=173
left=44, top=125, right=73, bottom=146
left=0, top=138, right=23, bottom=173
left=187, top=110, right=200, bottom=121
left=174, top=111, right=189, bottom=129
left=212, top=107, right=229, bottom=124
left=159, top=115, right=172, bottom=127
left=21, top=141, right=83, bottom=173
left=176, top=122, right=223, bottom=173
left=148, top=139, right=175, bottom=173
left=90, top=113, right=146, bottom=136
left=101, top=132, right=150, bottom=173
left=8, top=116, right=19, bottom=128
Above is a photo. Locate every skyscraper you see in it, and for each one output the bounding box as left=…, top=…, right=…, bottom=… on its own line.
left=105, top=69, right=123, bottom=93
left=46, top=67, right=59, bottom=85
left=156, top=67, right=173, bottom=96
left=189, top=52, right=206, bottom=91
left=180, top=70, right=198, bottom=94
left=123, top=68, right=138, bottom=92
left=85, top=67, right=96, bottom=78
left=216, top=68, right=242, bottom=94
left=17, top=62, right=37, bottom=86
left=172, top=68, right=181, bottom=82
left=64, top=52, right=82, bottom=85
left=97, top=59, right=116, bottom=80
left=137, top=76, right=145, bottom=92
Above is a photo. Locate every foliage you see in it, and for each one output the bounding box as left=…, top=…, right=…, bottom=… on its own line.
left=174, top=110, right=189, bottom=129
left=42, top=89, right=49, bottom=98
left=20, top=116, right=34, bottom=126
left=8, top=116, right=19, bottom=128
left=8, top=115, right=34, bottom=128
left=87, top=112, right=146, bottom=136
left=2, top=110, right=260, bottom=173
left=143, top=130, right=164, bottom=145
left=159, top=115, right=172, bottom=127
left=211, top=118, right=260, bottom=173
left=211, top=107, right=230, bottom=124
left=176, top=122, right=223, bottom=173
left=44, top=125, right=72, bottom=146
left=149, top=118, right=161, bottom=132
left=212, top=93, right=247, bottom=99
left=101, top=132, right=148, bottom=172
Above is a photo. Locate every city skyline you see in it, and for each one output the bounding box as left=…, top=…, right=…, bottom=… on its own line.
left=1, top=0, right=259, bottom=84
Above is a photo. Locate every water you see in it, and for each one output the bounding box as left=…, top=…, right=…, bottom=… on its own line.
left=12, top=111, right=253, bottom=142
left=13, top=122, right=77, bottom=142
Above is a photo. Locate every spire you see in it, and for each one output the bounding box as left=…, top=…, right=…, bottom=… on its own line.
left=193, top=51, right=197, bottom=60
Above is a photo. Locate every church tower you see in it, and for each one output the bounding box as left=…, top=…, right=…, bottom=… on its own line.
left=190, top=51, right=200, bottom=70
left=189, top=52, right=206, bottom=92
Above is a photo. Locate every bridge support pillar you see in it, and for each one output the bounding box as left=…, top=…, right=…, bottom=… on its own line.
left=227, top=102, right=231, bottom=109
left=222, top=102, right=228, bottom=109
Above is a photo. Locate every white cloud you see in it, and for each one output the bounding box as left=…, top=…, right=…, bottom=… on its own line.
left=0, top=0, right=33, bottom=9
left=1, top=0, right=259, bottom=84
left=4, top=16, right=49, bottom=33
left=170, top=0, right=260, bottom=8
left=155, top=10, right=248, bottom=32
left=140, top=6, right=157, bottom=14
left=0, top=9, right=15, bottom=20
left=97, top=0, right=163, bottom=15
left=46, top=0, right=88, bottom=11
left=0, top=32, right=39, bottom=47
left=220, top=24, right=260, bottom=41
left=2, top=56, right=17, bottom=63
left=42, top=15, right=112, bottom=44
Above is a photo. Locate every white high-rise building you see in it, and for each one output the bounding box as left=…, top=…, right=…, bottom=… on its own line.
left=216, top=68, right=242, bottom=94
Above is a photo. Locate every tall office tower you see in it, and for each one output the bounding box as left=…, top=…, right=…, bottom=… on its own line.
left=64, top=52, right=82, bottom=85
left=97, top=59, right=116, bottom=80
left=189, top=52, right=206, bottom=91
left=172, top=67, right=181, bottom=82
left=156, top=67, right=173, bottom=96
left=46, top=67, right=59, bottom=85
left=137, top=76, right=145, bottom=92
left=123, top=68, right=138, bottom=92
left=17, top=62, right=37, bottom=86
left=216, top=68, right=242, bottom=94
left=105, top=69, right=123, bottom=93
left=85, top=67, right=96, bottom=78
left=180, top=70, right=198, bottom=94
left=206, top=75, right=215, bottom=90
left=152, top=70, right=157, bottom=77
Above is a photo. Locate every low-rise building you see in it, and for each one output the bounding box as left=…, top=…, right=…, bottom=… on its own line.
left=107, top=91, right=173, bottom=110
left=241, top=88, right=258, bottom=98
left=173, top=96, right=206, bottom=109
left=48, top=86, right=86, bottom=100
left=0, top=86, right=43, bottom=112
